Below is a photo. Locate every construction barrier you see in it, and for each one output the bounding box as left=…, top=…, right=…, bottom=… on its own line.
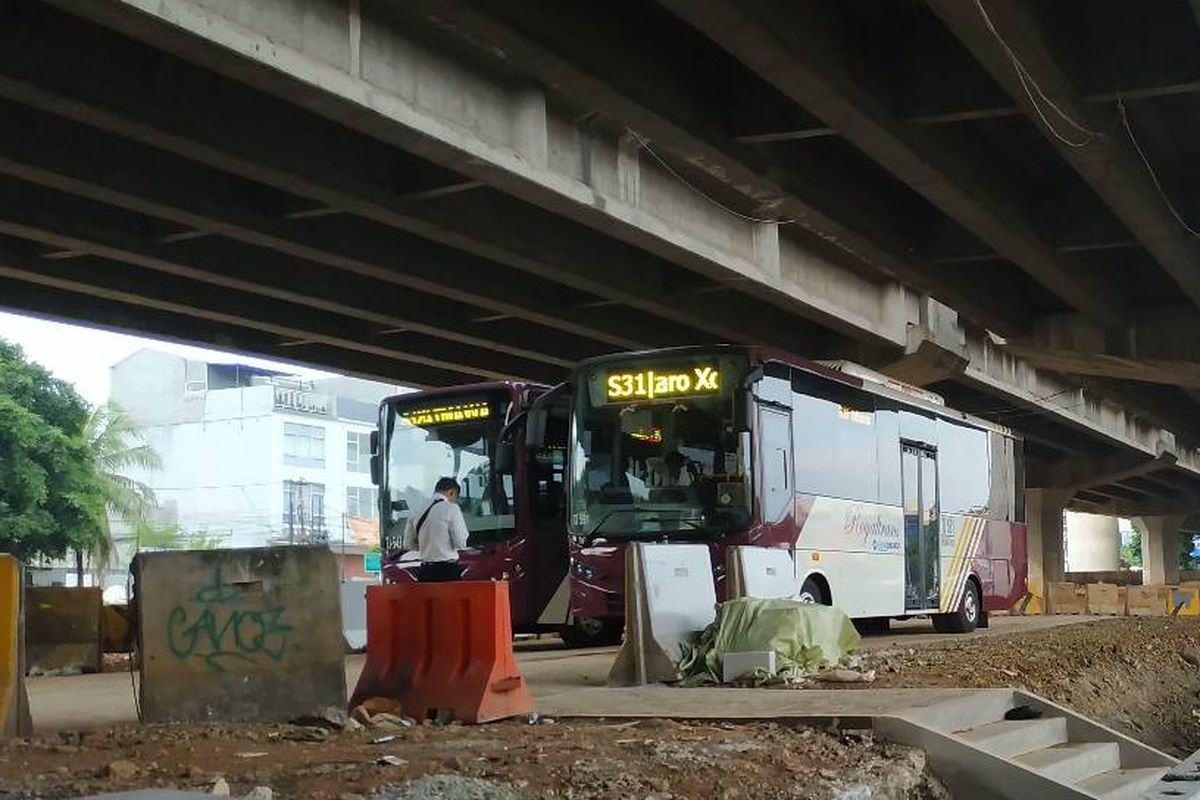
left=340, top=580, right=368, bottom=652
left=102, top=604, right=132, bottom=653
left=25, top=587, right=103, bottom=673
left=134, top=546, right=346, bottom=723
left=350, top=580, right=531, bottom=724
left=725, top=546, right=796, bottom=600
left=1048, top=582, right=1088, bottom=614
left=1085, top=582, right=1126, bottom=616
left=608, top=543, right=716, bottom=686
left=1176, top=583, right=1200, bottom=616
left=1127, top=585, right=1172, bottom=616
left=0, top=556, right=31, bottom=737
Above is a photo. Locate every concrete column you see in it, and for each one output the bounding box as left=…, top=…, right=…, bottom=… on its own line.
left=1064, top=511, right=1120, bottom=572
left=510, top=89, right=548, bottom=169
left=1025, top=489, right=1071, bottom=603
left=1136, top=515, right=1187, bottom=586
left=616, top=132, right=641, bottom=206
left=752, top=222, right=781, bottom=286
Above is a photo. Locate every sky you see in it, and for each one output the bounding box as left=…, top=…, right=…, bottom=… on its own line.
left=0, top=310, right=340, bottom=405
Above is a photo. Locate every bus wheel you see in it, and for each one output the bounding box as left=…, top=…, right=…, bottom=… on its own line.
left=933, top=580, right=981, bottom=634
left=560, top=618, right=623, bottom=648
left=853, top=617, right=890, bottom=635
left=797, top=577, right=827, bottom=605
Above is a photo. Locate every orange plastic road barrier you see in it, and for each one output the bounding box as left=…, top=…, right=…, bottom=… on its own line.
left=349, top=580, right=532, bottom=724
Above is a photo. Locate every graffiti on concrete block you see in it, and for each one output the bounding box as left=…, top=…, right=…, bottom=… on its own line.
left=166, top=565, right=294, bottom=671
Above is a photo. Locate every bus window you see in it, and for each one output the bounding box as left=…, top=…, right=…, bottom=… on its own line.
left=937, top=419, right=990, bottom=516
left=792, top=382, right=879, bottom=503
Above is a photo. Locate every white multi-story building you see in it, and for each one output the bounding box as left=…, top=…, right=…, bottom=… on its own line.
left=107, top=349, right=405, bottom=567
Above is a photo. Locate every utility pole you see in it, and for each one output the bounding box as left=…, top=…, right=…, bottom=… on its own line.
left=287, top=482, right=295, bottom=545
left=298, top=478, right=307, bottom=544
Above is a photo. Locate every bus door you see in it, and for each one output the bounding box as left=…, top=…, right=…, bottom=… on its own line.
left=756, top=404, right=794, bottom=530
left=523, top=384, right=572, bottom=625
left=901, top=443, right=940, bottom=610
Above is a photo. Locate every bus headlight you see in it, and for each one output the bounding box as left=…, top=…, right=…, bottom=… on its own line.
left=572, top=561, right=598, bottom=581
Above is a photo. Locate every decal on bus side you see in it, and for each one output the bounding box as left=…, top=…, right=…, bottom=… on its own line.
left=939, top=515, right=988, bottom=613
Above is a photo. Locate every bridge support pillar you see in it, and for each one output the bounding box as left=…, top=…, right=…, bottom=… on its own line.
left=1026, top=488, right=1071, bottom=607
left=1136, top=515, right=1188, bottom=586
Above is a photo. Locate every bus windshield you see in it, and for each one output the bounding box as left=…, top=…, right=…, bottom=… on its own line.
left=380, top=392, right=515, bottom=554
left=568, top=355, right=751, bottom=542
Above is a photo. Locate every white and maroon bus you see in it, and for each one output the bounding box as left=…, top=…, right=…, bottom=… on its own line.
left=560, top=345, right=1028, bottom=633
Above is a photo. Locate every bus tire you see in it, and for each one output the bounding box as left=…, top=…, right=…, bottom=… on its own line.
left=853, top=616, right=890, bottom=635
left=933, top=579, right=981, bottom=634
left=798, top=577, right=828, bottom=605
left=560, top=618, right=623, bottom=648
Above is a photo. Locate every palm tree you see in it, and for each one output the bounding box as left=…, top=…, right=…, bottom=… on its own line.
left=81, top=402, right=162, bottom=578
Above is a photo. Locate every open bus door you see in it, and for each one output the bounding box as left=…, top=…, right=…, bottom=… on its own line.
left=522, top=383, right=572, bottom=633
left=495, top=384, right=573, bottom=635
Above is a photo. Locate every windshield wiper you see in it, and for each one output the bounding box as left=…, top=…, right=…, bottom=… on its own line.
left=635, top=516, right=704, bottom=530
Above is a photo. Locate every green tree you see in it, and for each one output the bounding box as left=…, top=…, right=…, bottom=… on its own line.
left=83, top=401, right=162, bottom=569
left=1120, top=528, right=1142, bottom=568
left=0, top=340, right=104, bottom=564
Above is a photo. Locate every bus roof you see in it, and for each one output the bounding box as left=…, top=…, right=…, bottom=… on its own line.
left=379, top=381, right=547, bottom=410
left=573, top=345, right=1019, bottom=440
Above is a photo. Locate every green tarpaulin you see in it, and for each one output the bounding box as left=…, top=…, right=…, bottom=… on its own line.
left=679, top=597, right=861, bottom=685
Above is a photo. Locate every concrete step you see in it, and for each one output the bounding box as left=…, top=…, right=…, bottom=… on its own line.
left=903, top=689, right=1018, bottom=734
left=957, top=717, right=1069, bottom=758
left=1013, top=742, right=1120, bottom=784
left=1075, top=767, right=1169, bottom=800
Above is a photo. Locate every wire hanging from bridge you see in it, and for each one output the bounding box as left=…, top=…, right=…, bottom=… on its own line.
left=625, top=128, right=795, bottom=226
left=1117, top=96, right=1200, bottom=239
left=972, top=0, right=1103, bottom=149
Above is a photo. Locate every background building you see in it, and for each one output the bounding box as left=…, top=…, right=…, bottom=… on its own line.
left=99, top=348, right=405, bottom=581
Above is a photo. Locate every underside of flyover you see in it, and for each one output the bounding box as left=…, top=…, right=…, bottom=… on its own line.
left=5, top=0, right=1200, bottom=518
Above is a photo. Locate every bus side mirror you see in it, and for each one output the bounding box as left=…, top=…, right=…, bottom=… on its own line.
left=733, top=388, right=753, bottom=432
left=526, top=406, right=549, bottom=448
left=369, top=430, right=381, bottom=485
left=495, top=441, right=516, bottom=474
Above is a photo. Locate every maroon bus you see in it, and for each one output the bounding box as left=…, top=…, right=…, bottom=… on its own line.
left=372, top=382, right=614, bottom=645
left=552, top=345, right=1028, bottom=634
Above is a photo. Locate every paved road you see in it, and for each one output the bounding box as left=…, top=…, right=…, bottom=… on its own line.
left=24, top=614, right=1098, bottom=732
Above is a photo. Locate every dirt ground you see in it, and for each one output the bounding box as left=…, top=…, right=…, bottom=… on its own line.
left=7, top=614, right=1194, bottom=798
left=861, top=616, right=1200, bottom=757
left=0, top=719, right=947, bottom=800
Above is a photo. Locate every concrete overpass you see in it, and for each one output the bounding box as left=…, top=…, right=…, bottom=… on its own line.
left=4, top=0, right=1200, bottom=594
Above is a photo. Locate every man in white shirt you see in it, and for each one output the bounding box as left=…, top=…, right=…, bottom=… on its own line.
left=401, top=477, right=470, bottom=582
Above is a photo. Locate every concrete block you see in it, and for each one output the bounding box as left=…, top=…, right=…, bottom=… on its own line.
left=608, top=543, right=716, bottom=686
left=0, top=556, right=31, bottom=738
left=727, top=547, right=795, bottom=600
left=25, top=587, right=103, bottom=673
left=1126, top=585, right=1171, bottom=616
left=722, top=650, right=776, bottom=683
left=133, top=546, right=346, bottom=723
left=340, top=580, right=367, bottom=652
left=1085, top=583, right=1126, bottom=616
left=1048, top=582, right=1087, bottom=615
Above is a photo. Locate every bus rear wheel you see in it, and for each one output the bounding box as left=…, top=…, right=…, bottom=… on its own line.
left=933, top=579, right=980, bottom=634
left=560, top=618, right=623, bottom=648
left=797, top=577, right=828, bottom=605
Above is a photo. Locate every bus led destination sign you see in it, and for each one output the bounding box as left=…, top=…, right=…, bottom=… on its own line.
left=605, top=365, right=720, bottom=402
left=401, top=400, right=491, bottom=426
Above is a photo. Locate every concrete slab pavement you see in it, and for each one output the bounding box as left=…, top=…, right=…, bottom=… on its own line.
left=24, top=614, right=1101, bottom=732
